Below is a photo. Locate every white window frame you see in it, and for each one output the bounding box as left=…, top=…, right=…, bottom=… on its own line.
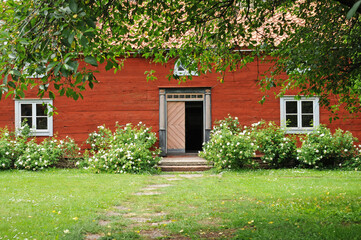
left=174, top=59, right=198, bottom=77
left=15, top=99, right=53, bottom=136
left=280, top=96, right=319, bottom=133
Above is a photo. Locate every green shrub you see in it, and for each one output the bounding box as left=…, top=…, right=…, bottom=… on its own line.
left=15, top=136, right=80, bottom=171
left=82, top=122, right=161, bottom=173
left=200, top=116, right=257, bottom=171
left=343, top=145, right=361, bottom=171
left=252, top=121, right=298, bottom=168
left=297, top=125, right=357, bottom=168
left=0, top=128, right=14, bottom=169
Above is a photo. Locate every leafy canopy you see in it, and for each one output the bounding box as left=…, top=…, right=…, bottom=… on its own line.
left=0, top=0, right=360, bottom=116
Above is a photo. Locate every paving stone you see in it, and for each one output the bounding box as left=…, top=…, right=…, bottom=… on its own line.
left=133, top=192, right=162, bottom=196
left=147, top=184, right=173, bottom=188
left=84, top=233, right=103, bottom=240
left=113, top=206, right=129, bottom=211
left=140, top=229, right=165, bottom=239
left=123, top=212, right=137, bottom=217
left=179, top=174, right=204, bottom=178
left=142, top=212, right=167, bottom=217
left=98, top=220, right=111, bottom=226
left=166, top=178, right=182, bottom=181
left=149, top=220, right=173, bottom=226
left=142, top=187, right=158, bottom=191
left=128, top=217, right=151, bottom=222
left=105, top=211, right=121, bottom=216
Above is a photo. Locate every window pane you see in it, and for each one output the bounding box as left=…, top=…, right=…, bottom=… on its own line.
left=286, top=101, right=297, bottom=114
left=21, top=104, right=32, bottom=116
left=21, top=117, right=32, bottom=127
left=36, top=117, right=48, bottom=130
left=36, top=104, right=47, bottom=116
left=302, top=115, right=314, bottom=127
left=286, top=115, right=298, bottom=127
left=302, top=101, right=313, bottom=114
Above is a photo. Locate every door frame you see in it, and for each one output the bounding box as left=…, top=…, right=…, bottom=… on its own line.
left=159, top=87, right=212, bottom=156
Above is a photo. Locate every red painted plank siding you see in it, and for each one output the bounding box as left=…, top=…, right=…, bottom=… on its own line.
left=0, top=57, right=360, bottom=146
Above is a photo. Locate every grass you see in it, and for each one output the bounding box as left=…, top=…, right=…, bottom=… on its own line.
left=0, top=169, right=360, bottom=239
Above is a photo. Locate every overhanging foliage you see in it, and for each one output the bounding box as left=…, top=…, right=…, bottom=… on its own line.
left=0, top=0, right=360, bottom=116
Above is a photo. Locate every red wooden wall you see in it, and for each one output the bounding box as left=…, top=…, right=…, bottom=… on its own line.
left=1, top=57, right=361, bottom=145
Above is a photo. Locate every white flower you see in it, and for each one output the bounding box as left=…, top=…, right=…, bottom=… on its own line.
left=64, top=229, right=70, bottom=234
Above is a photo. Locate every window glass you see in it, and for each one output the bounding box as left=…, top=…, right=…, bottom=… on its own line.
left=21, top=104, right=32, bottom=116
left=302, top=101, right=313, bottom=114
left=36, top=104, right=47, bottom=116
left=36, top=117, right=48, bottom=130
left=286, top=115, right=298, bottom=127
left=286, top=101, right=297, bottom=114
left=302, top=115, right=313, bottom=128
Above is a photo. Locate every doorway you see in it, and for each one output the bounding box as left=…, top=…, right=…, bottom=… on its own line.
left=185, top=101, right=203, bottom=152
left=159, top=88, right=211, bottom=156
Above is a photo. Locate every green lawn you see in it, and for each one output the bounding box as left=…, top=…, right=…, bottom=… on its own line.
left=1, top=169, right=360, bottom=239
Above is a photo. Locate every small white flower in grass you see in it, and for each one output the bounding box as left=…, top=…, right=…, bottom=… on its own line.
left=64, top=229, right=70, bottom=234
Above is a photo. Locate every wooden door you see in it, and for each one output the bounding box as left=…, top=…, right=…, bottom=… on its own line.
left=167, top=102, right=185, bottom=152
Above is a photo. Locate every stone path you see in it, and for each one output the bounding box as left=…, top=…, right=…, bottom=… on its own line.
left=84, top=173, right=204, bottom=240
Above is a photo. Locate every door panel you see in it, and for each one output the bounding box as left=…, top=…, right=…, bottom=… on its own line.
left=167, top=102, right=185, bottom=152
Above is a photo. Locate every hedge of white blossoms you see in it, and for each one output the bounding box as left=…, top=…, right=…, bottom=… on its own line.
left=201, top=115, right=361, bottom=171
left=0, top=126, right=80, bottom=171
left=81, top=122, right=161, bottom=173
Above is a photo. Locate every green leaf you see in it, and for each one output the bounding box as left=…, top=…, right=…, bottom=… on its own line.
left=49, top=91, right=55, bottom=99
left=3, top=74, right=8, bottom=85
left=105, top=60, right=113, bottom=71
left=69, top=0, right=78, bottom=13
left=10, top=69, right=21, bottom=76
left=80, top=35, right=88, bottom=47
left=8, top=81, right=16, bottom=88
left=347, top=0, right=361, bottom=19
left=68, top=31, right=75, bottom=44
left=59, top=88, right=65, bottom=96
left=85, top=18, right=96, bottom=29
left=84, top=56, right=98, bottom=66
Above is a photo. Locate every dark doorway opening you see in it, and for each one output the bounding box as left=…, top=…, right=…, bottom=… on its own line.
left=185, top=101, right=203, bottom=152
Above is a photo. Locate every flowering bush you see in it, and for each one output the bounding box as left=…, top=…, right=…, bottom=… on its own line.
left=200, top=116, right=257, bottom=171
left=298, top=125, right=357, bottom=168
left=14, top=136, right=80, bottom=171
left=252, top=121, right=298, bottom=168
left=0, top=127, right=14, bottom=169
left=0, top=124, right=80, bottom=171
left=344, top=146, right=361, bottom=171
left=82, top=122, right=161, bottom=173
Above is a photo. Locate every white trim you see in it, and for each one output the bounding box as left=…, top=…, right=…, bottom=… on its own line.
left=15, top=99, right=53, bottom=136
left=280, top=96, right=319, bottom=134
left=173, top=59, right=198, bottom=76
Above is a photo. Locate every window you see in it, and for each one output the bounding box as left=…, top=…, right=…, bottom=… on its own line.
left=280, top=96, right=319, bottom=133
left=174, top=59, right=198, bottom=76
left=15, top=99, right=53, bottom=136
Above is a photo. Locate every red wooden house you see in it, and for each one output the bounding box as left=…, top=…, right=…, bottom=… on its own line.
left=1, top=57, right=361, bottom=156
